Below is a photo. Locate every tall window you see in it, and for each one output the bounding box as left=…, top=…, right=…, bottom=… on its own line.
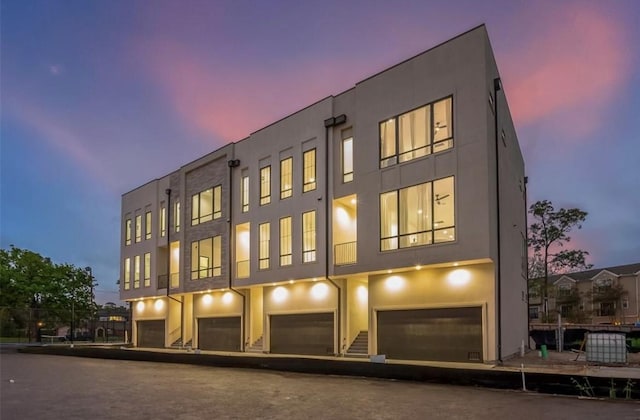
left=280, top=157, right=293, bottom=199
left=241, top=174, right=249, bottom=212
left=191, top=236, right=222, bottom=279
left=303, top=149, right=316, bottom=192
left=192, top=186, right=222, bottom=225
left=134, top=255, right=141, bottom=288
left=135, top=215, right=142, bottom=243
left=175, top=202, right=181, bottom=232
left=125, top=219, right=132, bottom=245
left=123, top=257, right=131, bottom=290
left=302, top=210, right=316, bottom=263
left=145, top=211, right=152, bottom=239
left=380, top=96, right=453, bottom=167
left=259, top=222, right=270, bottom=270
left=160, top=205, right=166, bottom=237
left=342, top=135, right=353, bottom=183
left=260, top=166, right=271, bottom=205
left=279, top=216, right=292, bottom=266
left=144, top=253, right=151, bottom=287
left=380, top=176, right=455, bottom=250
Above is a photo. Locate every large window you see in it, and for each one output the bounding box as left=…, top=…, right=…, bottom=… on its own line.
left=259, top=222, right=270, bottom=270
left=145, top=211, right=152, bottom=240
left=192, top=186, right=221, bottom=225
left=279, top=216, right=292, bottom=266
left=134, top=255, right=140, bottom=288
left=303, top=149, right=316, bottom=192
left=342, top=134, right=353, bottom=183
left=125, top=219, right=132, bottom=245
left=123, top=257, right=131, bottom=290
left=160, top=205, right=166, bottom=237
left=302, top=210, right=316, bottom=263
left=144, top=252, right=151, bottom=287
left=191, top=236, right=222, bottom=279
left=280, top=157, right=293, bottom=199
left=175, top=202, right=180, bottom=232
left=380, top=96, right=453, bottom=167
left=135, top=215, right=142, bottom=243
left=380, top=176, right=455, bottom=250
left=260, top=166, right=271, bottom=205
left=241, top=174, right=249, bottom=212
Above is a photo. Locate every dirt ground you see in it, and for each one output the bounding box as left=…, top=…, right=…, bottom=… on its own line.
left=503, top=348, right=640, bottom=368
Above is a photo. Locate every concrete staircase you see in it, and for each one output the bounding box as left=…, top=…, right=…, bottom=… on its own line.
left=170, top=338, right=192, bottom=349
left=346, top=331, right=368, bottom=357
left=246, top=336, right=264, bottom=353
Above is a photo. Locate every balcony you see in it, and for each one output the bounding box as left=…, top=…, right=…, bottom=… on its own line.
left=237, top=260, right=249, bottom=279
left=335, top=241, right=357, bottom=266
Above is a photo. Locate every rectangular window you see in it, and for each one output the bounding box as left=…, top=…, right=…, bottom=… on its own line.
left=259, top=222, right=270, bottom=270
left=145, top=211, right=152, bottom=240
left=303, top=149, right=316, bottom=192
left=529, top=306, right=539, bottom=320
left=125, top=219, right=132, bottom=245
left=191, top=236, right=222, bottom=279
left=160, top=205, right=166, bottom=237
left=134, top=255, right=141, bottom=288
left=280, top=157, right=293, bottom=199
left=260, top=166, right=271, bottom=205
left=241, top=175, right=249, bottom=213
left=279, top=216, right=292, bottom=266
left=124, top=257, right=131, bottom=290
left=192, top=186, right=222, bottom=225
left=144, top=252, right=151, bottom=287
left=380, top=96, right=453, bottom=167
left=380, top=176, right=455, bottom=250
left=175, top=202, right=180, bottom=232
left=135, top=215, right=142, bottom=243
left=302, top=210, right=316, bottom=263
left=342, top=136, right=353, bottom=183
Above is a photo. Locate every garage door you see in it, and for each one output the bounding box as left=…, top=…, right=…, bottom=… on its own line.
left=377, top=307, right=483, bottom=362
left=137, top=320, right=165, bottom=348
left=198, top=317, right=241, bottom=351
left=270, top=313, right=334, bottom=356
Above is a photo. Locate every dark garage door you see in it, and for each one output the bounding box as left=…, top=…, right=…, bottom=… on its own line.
left=198, top=317, right=241, bottom=351
left=137, top=320, right=165, bottom=348
left=270, top=313, right=334, bottom=356
left=377, top=307, right=483, bottom=362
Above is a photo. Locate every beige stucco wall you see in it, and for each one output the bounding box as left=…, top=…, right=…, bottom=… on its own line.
left=346, top=278, right=368, bottom=347
left=249, top=288, right=264, bottom=345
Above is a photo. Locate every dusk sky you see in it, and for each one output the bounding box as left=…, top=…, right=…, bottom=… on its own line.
left=2, top=0, right=639, bottom=304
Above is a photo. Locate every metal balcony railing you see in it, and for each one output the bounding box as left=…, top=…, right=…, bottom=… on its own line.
left=157, top=274, right=168, bottom=289
left=334, top=241, right=357, bottom=266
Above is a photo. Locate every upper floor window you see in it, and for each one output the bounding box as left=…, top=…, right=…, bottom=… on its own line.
left=160, top=205, right=166, bottom=237
left=342, top=133, right=353, bottom=183
left=133, top=255, right=141, bottom=288
left=259, top=222, right=270, bottom=270
left=280, top=157, right=293, bottom=199
left=123, top=257, right=131, bottom=290
left=380, top=96, right=453, bottom=168
left=174, top=202, right=181, bottom=232
left=260, top=166, right=271, bottom=205
left=380, top=176, right=455, bottom=251
left=191, top=236, right=222, bottom=279
left=302, top=210, right=316, bottom=263
left=241, top=174, right=249, bottom=213
left=303, top=149, right=316, bottom=192
left=191, top=186, right=222, bottom=225
left=135, top=215, right=142, bottom=243
left=144, top=252, right=151, bottom=287
left=145, top=211, right=152, bottom=240
left=280, top=216, right=292, bottom=266
left=125, top=219, right=132, bottom=245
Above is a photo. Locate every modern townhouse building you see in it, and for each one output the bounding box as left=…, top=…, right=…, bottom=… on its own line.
left=529, top=263, right=640, bottom=325
left=120, top=25, right=528, bottom=363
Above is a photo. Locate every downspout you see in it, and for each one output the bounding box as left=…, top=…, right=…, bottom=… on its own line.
left=165, top=188, right=183, bottom=347
left=324, top=114, right=346, bottom=355
left=227, top=157, right=246, bottom=352
left=493, top=78, right=503, bottom=363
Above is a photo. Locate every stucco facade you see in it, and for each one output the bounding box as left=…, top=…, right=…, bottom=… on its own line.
left=120, top=25, right=527, bottom=363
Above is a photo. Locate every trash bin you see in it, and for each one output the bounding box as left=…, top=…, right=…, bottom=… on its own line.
left=540, top=344, right=548, bottom=360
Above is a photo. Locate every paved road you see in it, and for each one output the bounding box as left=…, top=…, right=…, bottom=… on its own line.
left=1, top=348, right=638, bottom=420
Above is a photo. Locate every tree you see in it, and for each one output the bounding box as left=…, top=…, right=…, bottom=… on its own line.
left=528, top=200, right=592, bottom=319
left=0, top=246, right=96, bottom=340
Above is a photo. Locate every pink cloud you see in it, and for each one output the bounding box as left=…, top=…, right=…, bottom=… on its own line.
left=500, top=5, right=632, bottom=140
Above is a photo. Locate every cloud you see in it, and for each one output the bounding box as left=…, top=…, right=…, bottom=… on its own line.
left=500, top=5, right=632, bottom=142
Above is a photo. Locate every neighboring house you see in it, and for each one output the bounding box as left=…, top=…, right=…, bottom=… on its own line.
left=529, top=263, right=640, bottom=325
left=119, top=25, right=527, bottom=363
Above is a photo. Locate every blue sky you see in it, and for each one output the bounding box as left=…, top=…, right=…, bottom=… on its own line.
left=2, top=0, right=639, bottom=304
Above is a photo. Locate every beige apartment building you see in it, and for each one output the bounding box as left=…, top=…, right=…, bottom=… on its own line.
left=120, top=25, right=528, bottom=363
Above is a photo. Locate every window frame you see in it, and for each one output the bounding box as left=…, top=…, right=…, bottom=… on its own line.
left=259, top=222, right=270, bottom=270
left=134, top=255, right=141, bottom=288
left=190, top=236, right=222, bottom=280
left=279, top=216, right=292, bottom=266
left=342, top=136, right=353, bottom=183
left=303, top=149, right=316, bottom=192
left=135, top=215, right=142, bottom=243
left=302, top=210, right=316, bottom=263
left=125, top=219, right=132, bottom=245
left=145, top=211, right=152, bottom=239
left=241, top=175, right=249, bottom=213
left=280, top=157, right=293, bottom=199
left=260, top=166, right=271, bottom=205
left=191, top=186, right=222, bottom=226
left=175, top=202, right=180, bottom=232
left=144, top=252, right=151, bottom=287
left=123, top=257, right=131, bottom=290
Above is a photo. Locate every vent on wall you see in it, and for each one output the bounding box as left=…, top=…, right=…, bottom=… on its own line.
left=468, top=351, right=481, bottom=362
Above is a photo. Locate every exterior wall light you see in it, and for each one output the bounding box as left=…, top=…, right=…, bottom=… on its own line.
left=136, top=301, right=145, bottom=313
left=385, top=276, right=404, bottom=292
left=154, top=299, right=164, bottom=311
left=202, top=294, right=213, bottom=305
left=448, top=269, right=471, bottom=287
left=222, top=291, right=233, bottom=304
left=273, top=286, right=288, bottom=303
left=357, top=285, right=368, bottom=303
left=311, top=282, right=329, bottom=300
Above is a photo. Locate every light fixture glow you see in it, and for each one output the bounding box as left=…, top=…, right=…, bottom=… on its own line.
left=357, top=285, right=368, bottom=303
left=273, top=286, right=288, bottom=303
left=222, top=292, right=233, bottom=304
left=350, top=198, right=357, bottom=205
left=289, top=280, right=294, bottom=284
left=154, top=299, right=164, bottom=311
left=202, top=294, right=213, bottom=305
left=385, top=276, right=404, bottom=292
left=448, top=269, right=471, bottom=287
left=136, top=301, right=145, bottom=312
left=453, top=262, right=459, bottom=267
left=415, top=265, right=421, bottom=270
left=387, top=269, right=392, bottom=274
left=311, top=282, right=329, bottom=300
